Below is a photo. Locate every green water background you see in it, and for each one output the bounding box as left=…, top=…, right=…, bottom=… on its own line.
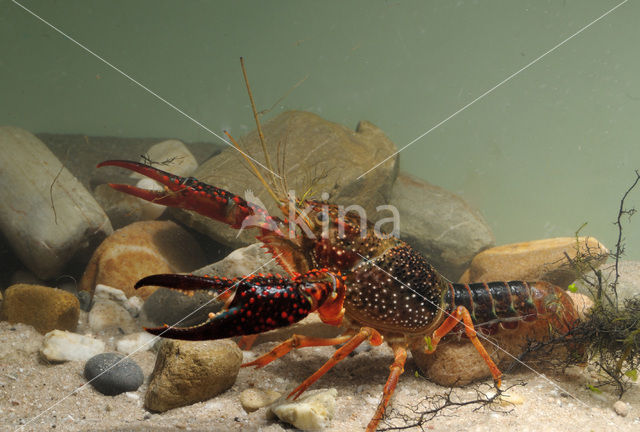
left=2, top=0, right=639, bottom=260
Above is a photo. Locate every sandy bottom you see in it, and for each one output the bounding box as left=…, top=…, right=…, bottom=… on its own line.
left=1, top=321, right=638, bottom=432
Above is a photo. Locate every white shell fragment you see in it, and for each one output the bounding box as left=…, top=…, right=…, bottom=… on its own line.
left=270, top=388, right=337, bottom=430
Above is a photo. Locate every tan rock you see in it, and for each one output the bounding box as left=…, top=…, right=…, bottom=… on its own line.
left=0, top=284, right=79, bottom=334
left=144, top=339, right=242, bottom=412
left=174, top=111, right=398, bottom=248
left=458, top=237, right=608, bottom=287
left=413, top=291, right=592, bottom=387
left=79, top=221, right=206, bottom=299
left=239, top=388, right=281, bottom=412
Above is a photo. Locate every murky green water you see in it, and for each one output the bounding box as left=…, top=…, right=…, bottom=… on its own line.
left=2, top=0, right=639, bottom=260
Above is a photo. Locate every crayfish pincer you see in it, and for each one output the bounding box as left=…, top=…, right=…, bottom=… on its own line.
left=99, top=158, right=579, bottom=431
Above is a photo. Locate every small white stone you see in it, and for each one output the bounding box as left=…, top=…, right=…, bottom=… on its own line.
left=116, top=332, right=157, bottom=355
left=94, top=284, right=128, bottom=304
left=613, top=400, right=629, bottom=417
left=270, top=388, right=337, bottom=431
left=40, top=330, right=105, bottom=362
left=89, top=299, right=138, bottom=333
left=125, top=392, right=140, bottom=401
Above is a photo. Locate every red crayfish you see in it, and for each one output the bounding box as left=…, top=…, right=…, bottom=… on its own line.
left=98, top=154, right=579, bottom=431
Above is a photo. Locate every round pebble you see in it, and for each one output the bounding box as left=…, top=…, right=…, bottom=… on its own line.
left=613, top=400, right=629, bottom=417
left=84, top=352, right=144, bottom=396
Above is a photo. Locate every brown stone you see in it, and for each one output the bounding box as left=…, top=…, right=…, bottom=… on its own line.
left=458, top=237, right=608, bottom=287
left=79, top=221, right=206, bottom=299
left=412, top=291, right=593, bottom=386
left=0, top=284, right=79, bottom=334
left=145, top=339, right=242, bottom=412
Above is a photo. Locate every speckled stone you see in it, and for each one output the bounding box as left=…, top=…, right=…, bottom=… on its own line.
left=84, top=352, right=144, bottom=396
left=0, top=284, right=79, bottom=334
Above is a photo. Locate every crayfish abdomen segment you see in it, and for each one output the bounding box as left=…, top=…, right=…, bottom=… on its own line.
left=445, top=280, right=578, bottom=333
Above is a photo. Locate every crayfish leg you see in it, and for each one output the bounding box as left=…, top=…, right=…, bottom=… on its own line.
left=427, top=305, right=502, bottom=386
left=242, top=333, right=355, bottom=369
left=287, top=327, right=383, bottom=400
left=367, top=344, right=408, bottom=432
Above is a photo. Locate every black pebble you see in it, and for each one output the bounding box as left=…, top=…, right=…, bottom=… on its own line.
left=84, top=353, right=144, bottom=396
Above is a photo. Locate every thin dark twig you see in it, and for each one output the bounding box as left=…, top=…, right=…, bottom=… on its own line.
left=140, top=154, right=182, bottom=167
left=612, top=169, right=640, bottom=306
left=378, top=381, right=524, bottom=431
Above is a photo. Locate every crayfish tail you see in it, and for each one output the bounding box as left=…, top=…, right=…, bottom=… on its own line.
left=446, top=280, right=579, bottom=334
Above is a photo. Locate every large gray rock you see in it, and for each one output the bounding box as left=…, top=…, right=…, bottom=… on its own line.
left=389, top=173, right=494, bottom=281
left=173, top=111, right=399, bottom=248
left=0, top=127, right=113, bottom=279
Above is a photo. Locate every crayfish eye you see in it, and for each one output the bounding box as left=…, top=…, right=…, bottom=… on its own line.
left=315, top=212, right=327, bottom=223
